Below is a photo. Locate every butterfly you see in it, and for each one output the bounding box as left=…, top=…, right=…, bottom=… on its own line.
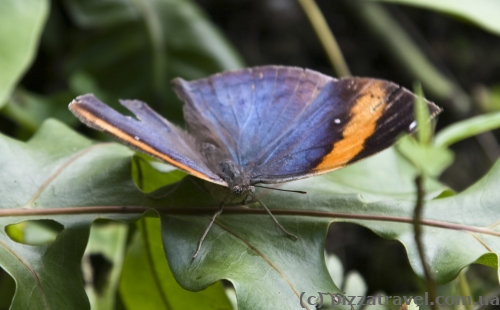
left=69, top=65, right=441, bottom=257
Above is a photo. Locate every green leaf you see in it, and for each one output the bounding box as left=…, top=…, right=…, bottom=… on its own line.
left=434, top=111, right=500, bottom=147
left=0, top=0, right=49, bottom=106
left=289, top=161, right=500, bottom=282
left=132, top=153, right=187, bottom=193
left=397, top=136, right=455, bottom=177
left=372, top=0, right=500, bottom=36
left=0, top=119, right=159, bottom=309
left=3, top=89, right=78, bottom=132
left=119, top=217, right=232, bottom=310
left=63, top=0, right=244, bottom=122
left=83, top=222, right=128, bottom=310
left=160, top=212, right=338, bottom=310
left=6, top=220, right=63, bottom=246
left=317, top=146, right=449, bottom=200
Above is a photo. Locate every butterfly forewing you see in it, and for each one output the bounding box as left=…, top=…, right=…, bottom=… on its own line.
left=173, top=67, right=334, bottom=167
left=69, top=94, right=227, bottom=185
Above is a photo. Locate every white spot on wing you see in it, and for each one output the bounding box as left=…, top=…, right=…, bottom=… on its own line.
left=134, top=136, right=140, bottom=141
left=334, top=119, right=341, bottom=124
left=409, top=121, right=417, bottom=131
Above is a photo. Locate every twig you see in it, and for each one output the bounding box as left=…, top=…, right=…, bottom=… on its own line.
left=296, top=0, right=351, bottom=77
left=413, top=175, right=438, bottom=310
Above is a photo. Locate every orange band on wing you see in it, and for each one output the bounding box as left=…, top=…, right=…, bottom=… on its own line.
left=315, top=81, right=388, bottom=170
left=71, top=104, right=221, bottom=184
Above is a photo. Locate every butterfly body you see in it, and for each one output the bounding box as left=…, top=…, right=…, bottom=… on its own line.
left=69, top=65, right=441, bottom=194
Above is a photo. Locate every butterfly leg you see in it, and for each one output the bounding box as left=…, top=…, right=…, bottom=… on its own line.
left=253, top=196, right=298, bottom=240
left=192, top=202, right=225, bottom=259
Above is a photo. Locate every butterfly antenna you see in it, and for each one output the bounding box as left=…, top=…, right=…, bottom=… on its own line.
left=251, top=195, right=298, bottom=240
left=255, top=185, right=307, bottom=194
left=193, top=202, right=225, bottom=259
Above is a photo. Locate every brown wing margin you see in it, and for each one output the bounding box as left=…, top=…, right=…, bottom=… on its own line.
left=69, top=94, right=227, bottom=186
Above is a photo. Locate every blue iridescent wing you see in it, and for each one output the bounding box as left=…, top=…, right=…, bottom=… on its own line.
left=173, top=66, right=441, bottom=184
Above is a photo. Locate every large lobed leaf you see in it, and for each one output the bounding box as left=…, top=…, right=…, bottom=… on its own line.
left=0, top=120, right=146, bottom=309
left=1, top=119, right=500, bottom=309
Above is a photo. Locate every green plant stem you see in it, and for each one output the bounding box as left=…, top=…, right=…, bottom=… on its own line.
left=2, top=206, right=500, bottom=237
left=458, top=269, right=473, bottom=310
left=434, top=110, right=500, bottom=147
left=296, top=0, right=351, bottom=77
left=347, top=0, right=471, bottom=117
left=413, top=175, right=438, bottom=310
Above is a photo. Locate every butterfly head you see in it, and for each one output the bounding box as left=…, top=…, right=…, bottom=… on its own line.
left=217, top=159, right=255, bottom=196
left=230, top=184, right=255, bottom=196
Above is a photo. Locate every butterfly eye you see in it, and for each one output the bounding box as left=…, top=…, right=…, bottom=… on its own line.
left=230, top=185, right=243, bottom=195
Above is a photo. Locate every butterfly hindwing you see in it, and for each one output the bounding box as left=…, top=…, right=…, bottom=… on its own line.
left=69, top=94, right=226, bottom=185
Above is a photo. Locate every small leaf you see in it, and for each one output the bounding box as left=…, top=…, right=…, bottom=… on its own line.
left=397, top=135, right=455, bottom=177
left=434, top=111, right=500, bottom=147
left=0, top=0, right=48, bottom=106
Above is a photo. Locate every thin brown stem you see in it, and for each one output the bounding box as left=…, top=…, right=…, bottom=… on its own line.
left=413, top=175, right=438, bottom=310
left=1, top=206, right=500, bottom=239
